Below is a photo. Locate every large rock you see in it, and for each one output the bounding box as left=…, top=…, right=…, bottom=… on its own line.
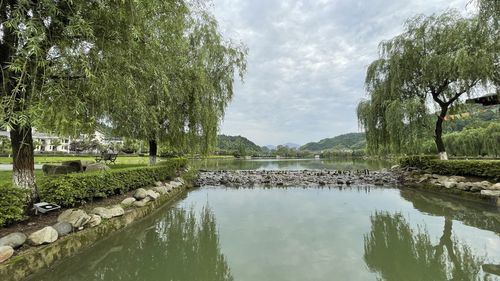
left=471, top=181, right=491, bottom=192
left=134, top=188, right=148, bottom=200
left=87, top=215, right=102, bottom=227
left=154, top=181, right=164, bottom=187
left=52, top=222, right=72, bottom=236
left=42, top=164, right=80, bottom=176
left=152, top=186, right=169, bottom=195
left=0, top=232, right=26, bottom=249
left=443, top=180, right=457, bottom=189
left=61, top=160, right=84, bottom=172
left=169, top=181, right=182, bottom=188
left=133, top=197, right=151, bottom=207
left=121, top=197, right=136, bottom=207
left=175, top=177, right=185, bottom=185
left=484, top=182, right=500, bottom=191
left=481, top=190, right=500, bottom=197
left=92, top=206, right=124, bottom=219
left=146, top=190, right=160, bottom=200
left=85, top=163, right=110, bottom=173
left=0, top=246, right=14, bottom=263
left=28, top=227, right=58, bottom=246
left=57, top=209, right=91, bottom=228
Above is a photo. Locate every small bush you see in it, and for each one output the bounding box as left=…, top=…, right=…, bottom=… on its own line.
left=400, top=156, right=500, bottom=180
left=39, top=158, right=187, bottom=207
left=0, top=185, right=28, bottom=227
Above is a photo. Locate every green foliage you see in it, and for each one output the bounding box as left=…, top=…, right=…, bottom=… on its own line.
left=38, top=159, right=187, bottom=207
left=300, top=133, right=366, bottom=151
left=399, top=157, right=500, bottom=180
left=216, top=135, right=262, bottom=156
left=358, top=10, right=496, bottom=156
left=103, top=2, right=247, bottom=155
left=0, top=185, right=28, bottom=227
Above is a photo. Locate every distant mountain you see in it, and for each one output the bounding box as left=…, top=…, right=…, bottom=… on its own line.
left=282, top=143, right=300, bottom=149
left=300, top=133, right=366, bottom=151
left=216, top=135, right=262, bottom=155
left=264, top=145, right=277, bottom=150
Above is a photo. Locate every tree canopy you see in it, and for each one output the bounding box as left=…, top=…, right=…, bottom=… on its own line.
left=357, top=10, right=497, bottom=158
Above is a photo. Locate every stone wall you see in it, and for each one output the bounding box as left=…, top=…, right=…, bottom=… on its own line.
left=0, top=182, right=188, bottom=281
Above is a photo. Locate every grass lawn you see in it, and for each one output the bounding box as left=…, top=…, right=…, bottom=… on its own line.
left=0, top=155, right=151, bottom=165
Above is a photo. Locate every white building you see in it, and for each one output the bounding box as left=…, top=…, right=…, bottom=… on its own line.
left=0, top=129, right=123, bottom=153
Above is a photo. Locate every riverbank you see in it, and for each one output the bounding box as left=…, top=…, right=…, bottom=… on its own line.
left=0, top=176, right=190, bottom=281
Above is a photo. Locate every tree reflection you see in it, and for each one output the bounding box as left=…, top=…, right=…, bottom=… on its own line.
left=32, top=206, right=233, bottom=281
left=364, top=212, right=487, bottom=281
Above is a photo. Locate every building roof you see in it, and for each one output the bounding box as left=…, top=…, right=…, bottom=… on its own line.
left=466, top=93, right=500, bottom=106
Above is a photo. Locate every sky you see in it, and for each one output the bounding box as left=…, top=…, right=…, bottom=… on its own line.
left=211, top=0, right=475, bottom=146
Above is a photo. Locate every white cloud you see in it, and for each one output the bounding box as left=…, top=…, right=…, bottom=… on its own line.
left=213, top=0, right=474, bottom=146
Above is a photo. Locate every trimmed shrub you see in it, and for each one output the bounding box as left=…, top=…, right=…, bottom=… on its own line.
left=0, top=185, right=28, bottom=227
left=400, top=156, right=500, bottom=180
left=39, top=158, right=187, bottom=207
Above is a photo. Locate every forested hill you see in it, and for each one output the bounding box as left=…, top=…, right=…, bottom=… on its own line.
left=300, top=133, right=366, bottom=151
left=216, top=135, right=262, bottom=155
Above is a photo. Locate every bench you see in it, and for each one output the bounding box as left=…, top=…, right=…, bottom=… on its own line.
left=95, top=153, right=118, bottom=164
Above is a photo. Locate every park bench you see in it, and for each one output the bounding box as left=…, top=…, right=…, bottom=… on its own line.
left=95, top=153, right=118, bottom=164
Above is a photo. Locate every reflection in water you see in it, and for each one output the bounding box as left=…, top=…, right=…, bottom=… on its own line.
left=400, top=189, right=500, bottom=235
left=364, top=212, right=489, bottom=281
left=31, top=207, right=233, bottom=281
left=190, top=158, right=391, bottom=171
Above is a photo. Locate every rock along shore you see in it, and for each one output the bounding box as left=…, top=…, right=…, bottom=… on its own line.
left=196, top=169, right=399, bottom=187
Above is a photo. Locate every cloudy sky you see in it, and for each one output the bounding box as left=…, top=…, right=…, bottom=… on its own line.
left=212, top=0, right=475, bottom=146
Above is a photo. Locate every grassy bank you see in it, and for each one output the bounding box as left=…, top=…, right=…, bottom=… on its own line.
left=0, top=155, right=151, bottom=165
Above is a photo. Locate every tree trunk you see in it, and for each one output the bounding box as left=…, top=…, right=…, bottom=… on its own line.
left=435, top=106, right=448, bottom=160
left=10, top=124, right=37, bottom=204
left=149, top=139, right=157, bottom=166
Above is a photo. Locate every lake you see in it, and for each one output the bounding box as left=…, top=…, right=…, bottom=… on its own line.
left=28, top=159, right=500, bottom=281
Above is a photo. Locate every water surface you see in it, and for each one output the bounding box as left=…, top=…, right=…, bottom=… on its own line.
left=29, top=184, right=500, bottom=281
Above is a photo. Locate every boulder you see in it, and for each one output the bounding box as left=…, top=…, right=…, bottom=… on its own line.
left=152, top=186, right=169, bottom=195
left=87, top=215, right=102, bottom=227
left=450, top=176, right=466, bottom=182
left=0, top=232, right=27, bottom=249
left=52, top=222, right=73, bottom=236
left=484, top=182, right=500, bottom=191
left=134, top=188, right=148, bottom=200
left=92, top=206, right=124, bottom=219
left=155, top=181, right=164, bottom=187
left=0, top=246, right=14, bottom=263
left=481, top=190, right=500, bottom=197
left=175, top=177, right=185, bottom=184
left=61, top=160, right=84, bottom=172
left=133, top=197, right=151, bottom=207
left=471, top=181, right=491, bottom=192
left=85, top=163, right=110, bottom=173
left=42, top=164, right=80, bottom=176
left=443, top=180, right=457, bottom=189
left=28, top=227, right=58, bottom=246
left=390, top=165, right=400, bottom=170
left=170, top=181, right=182, bottom=188
left=57, top=209, right=91, bottom=228
left=146, top=190, right=160, bottom=200
left=121, top=197, right=136, bottom=207
left=456, top=182, right=471, bottom=191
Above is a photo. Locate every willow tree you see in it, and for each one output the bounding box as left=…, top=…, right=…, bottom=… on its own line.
left=358, top=11, right=495, bottom=159
left=0, top=1, right=130, bottom=201
left=103, top=2, right=247, bottom=165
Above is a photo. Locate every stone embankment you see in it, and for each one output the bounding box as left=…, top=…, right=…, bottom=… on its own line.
left=0, top=177, right=187, bottom=281
left=197, top=169, right=399, bottom=187
left=402, top=171, right=500, bottom=199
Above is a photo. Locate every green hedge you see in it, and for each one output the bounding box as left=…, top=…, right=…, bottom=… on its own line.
left=399, top=156, right=500, bottom=180
left=39, top=158, right=187, bottom=207
left=0, top=185, right=28, bottom=227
